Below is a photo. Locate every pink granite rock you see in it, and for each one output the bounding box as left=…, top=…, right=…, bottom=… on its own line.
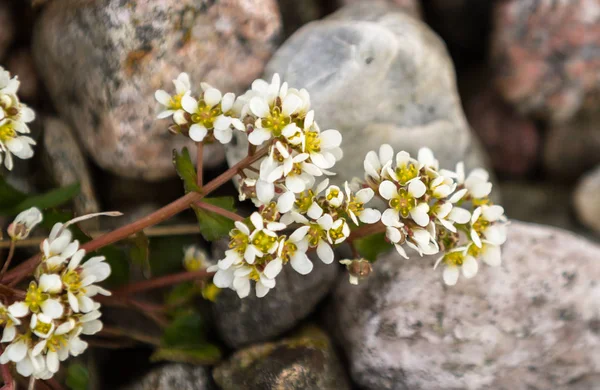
left=330, top=221, right=600, bottom=389
left=491, top=0, right=600, bottom=122
left=33, top=0, right=281, bottom=181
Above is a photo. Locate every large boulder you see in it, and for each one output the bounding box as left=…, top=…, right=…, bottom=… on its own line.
left=213, top=327, right=351, bottom=390
left=226, top=0, right=490, bottom=185
left=123, top=364, right=213, bottom=390
left=33, top=0, right=281, bottom=181
left=329, top=221, right=600, bottom=389
left=574, top=165, right=600, bottom=237
left=211, top=240, right=338, bottom=348
left=491, top=0, right=600, bottom=122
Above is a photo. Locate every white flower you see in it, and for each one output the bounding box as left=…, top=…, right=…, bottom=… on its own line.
left=417, top=147, right=439, bottom=171
left=344, top=182, right=381, bottom=225
left=470, top=205, right=507, bottom=248
left=325, top=185, right=344, bottom=208
left=154, top=72, right=191, bottom=118
left=40, top=223, right=80, bottom=272
left=454, top=162, right=492, bottom=200
left=62, top=252, right=112, bottom=313
left=327, top=218, right=350, bottom=245
left=0, top=303, right=21, bottom=343
left=434, top=247, right=478, bottom=286
left=385, top=226, right=409, bottom=259
left=7, top=207, right=42, bottom=240
left=183, top=246, right=211, bottom=271
left=281, top=179, right=329, bottom=223
left=379, top=179, right=429, bottom=227
left=364, top=144, right=394, bottom=182
left=303, top=128, right=343, bottom=170
left=9, top=281, right=64, bottom=320
left=298, top=214, right=336, bottom=264
left=182, top=86, right=244, bottom=144
left=405, top=226, right=439, bottom=256
left=0, top=119, right=36, bottom=170
left=30, top=314, right=55, bottom=339
left=278, top=226, right=313, bottom=275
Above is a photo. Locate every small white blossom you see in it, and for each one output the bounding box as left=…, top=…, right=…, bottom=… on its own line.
left=154, top=72, right=191, bottom=118
left=344, top=182, right=381, bottom=225
left=379, top=179, right=429, bottom=227
left=470, top=205, right=507, bottom=248
left=7, top=207, right=42, bottom=240
left=434, top=247, right=478, bottom=286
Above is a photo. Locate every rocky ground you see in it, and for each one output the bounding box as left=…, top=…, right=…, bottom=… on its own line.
left=2, top=0, right=600, bottom=389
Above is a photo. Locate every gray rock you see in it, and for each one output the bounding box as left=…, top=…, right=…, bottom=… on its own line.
left=6, top=49, right=39, bottom=102
left=574, top=165, right=600, bottom=237
left=33, top=0, right=280, bottom=181
left=329, top=221, right=600, bottom=390
left=213, top=326, right=351, bottom=390
left=42, top=117, right=100, bottom=217
left=211, top=240, right=338, bottom=348
left=226, top=1, right=490, bottom=185
left=0, top=1, right=14, bottom=61
left=543, top=112, right=600, bottom=181
left=124, top=364, right=213, bottom=390
left=339, top=0, right=421, bottom=18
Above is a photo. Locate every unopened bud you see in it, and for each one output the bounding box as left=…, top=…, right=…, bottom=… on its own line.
left=339, top=258, right=372, bottom=285
left=8, top=207, right=43, bottom=241
left=183, top=246, right=211, bottom=272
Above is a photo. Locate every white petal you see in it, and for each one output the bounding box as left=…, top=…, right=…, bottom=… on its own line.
left=410, top=206, right=430, bottom=227
left=320, top=130, right=342, bottom=148
left=290, top=252, right=313, bottom=275
left=81, top=320, right=103, bottom=335
left=379, top=144, right=394, bottom=165
left=359, top=208, right=381, bottom=224
left=317, top=241, right=334, bottom=264
left=204, top=88, right=222, bottom=108
left=1, top=325, right=16, bottom=343
left=41, top=299, right=64, bottom=319
left=213, top=269, right=234, bottom=288
left=282, top=94, right=301, bottom=116
left=482, top=244, right=502, bottom=267
left=249, top=97, right=270, bottom=118
left=277, top=191, right=295, bottom=213
left=181, top=94, right=198, bottom=113
left=68, top=292, right=79, bottom=313
left=462, top=256, right=479, bottom=279
left=306, top=202, right=323, bottom=219
left=255, top=282, right=271, bottom=298
left=189, top=124, right=208, bottom=142
left=470, top=229, right=482, bottom=248
left=482, top=205, right=505, bottom=221
left=154, top=90, right=171, bottom=106
left=449, top=207, right=471, bottom=224
left=39, top=274, right=62, bottom=293
left=408, top=179, right=426, bottom=198
left=7, top=341, right=27, bottom=362
left=484, top=225, right=507, bottom=246
left=286, top=175, right=307, bottom=193
left=356, top=188, right=374, bottom=203
left=46, top=351, right=59, bottom=373
left=256, top=180, right=274, bottom=203
left=381, top=208, right=400, bottom=227
left=8, top=302, right=29, bottom=318
left=248, top=128, right=271, bottom=146
left=379, top=181, right=397, bottom=200
left=443, top=266, right=459, bottom=286
left=213, top=115, right=232, bottom=131
left=214, top=128, right=233, bottom=144
left=317, top=214, right=333, bottom=230
left=221, top=93, right=235, bottom=112
left=233, top=277, right=251, bottom=298
left=394, top=244, right=409, bottom=259
left=263, top=258, right=283, bottom=279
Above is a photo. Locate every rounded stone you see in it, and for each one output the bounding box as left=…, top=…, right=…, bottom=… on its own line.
left=33, top=0, right=281, bottom=181
left=574, top=165, right=600, bottom=236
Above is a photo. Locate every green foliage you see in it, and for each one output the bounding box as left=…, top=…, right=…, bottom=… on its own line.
left=129, top=231, right=151, bottom=278
left=165, top=282, right=199, bottom=307
left=65, top=363, right=89, bottom=390
left=173, top=147, right=201, bottom=193
left=148, top=235, right=198, bottom=277
left=354, top=232, right=391, bottom=262
left=151, top=310, right=221, bottom=365
left=0, top=176, right=79, bottom=216
left=41, top=210, right=130, bottom=286
left=192, top=197, right=236, bottom=242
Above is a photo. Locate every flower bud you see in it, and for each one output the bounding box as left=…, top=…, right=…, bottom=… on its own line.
left=339, top=258, right=372, bottom=285
left=7, top=207, right=42, bottom=241
left=183, top=246, right=210, bottom=272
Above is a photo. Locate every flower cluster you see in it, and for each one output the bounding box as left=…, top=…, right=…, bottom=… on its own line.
left=156, top=73, right=506, bottom=295
left=0, top=220, right=110, bottom=379
left=0, top=67, right=35, bottom=171
left=364, top=145, right=507, bottom=286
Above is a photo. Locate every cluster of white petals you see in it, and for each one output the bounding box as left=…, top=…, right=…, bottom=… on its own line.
left=0, top=67, right=36, bottom=170
left=363, top=144, right=507, bottom=286
left=0, top=220, right=111, bottom=379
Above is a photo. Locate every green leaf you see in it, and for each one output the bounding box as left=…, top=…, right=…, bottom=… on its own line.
left=162, top=310, right=208, bottom=347
left=192, top=197, right=236, bottom=242
left=353, top=232, right=392, bottom=262
left=0, top=177, right=80, bottom=215
left=150, top=345, right=221, bottom=365
left=173, top=147, right=201, bottom=193
left=165, top=282, right=199, bottom=307
left=149, top=235, right=198, bottom=277
left=65, top=363, right=89, bottom=390
left=129, top=231, right=151, bottom=278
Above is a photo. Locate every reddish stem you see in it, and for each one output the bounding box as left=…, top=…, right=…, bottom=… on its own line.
left=0, top=241, right=16, bottom=281
left=112, top=270, right=213, bottom=297
left=4, top=146, right=269, bottom=286
left=195, top=201, right=244, bottom=222
left=196, top=142, right=204, bottom=187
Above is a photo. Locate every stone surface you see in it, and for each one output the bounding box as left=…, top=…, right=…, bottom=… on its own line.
left=6, top=49, right=39, bottom=102
left=574, top=165, right=600, bottom=236
left=213, top=327, right=351, bottom=390
left=339, top=0, right=421, bottom=18
left=211, top=240, right=338, bottom=348
left=491, top=0, right=600, bottom=122
left=464, top=71, right=540, bottom=177
left=124, top=364, right=213, bottom=390
left=42, top=117, right=100, bottom=217
left=329, top=221, right=600, bottom=389
left=33, top=0, right=280, bottom=181
left=227, top=1, right=491, bottom=185
left=543, top=112, right=600, bottom=180
left=0, top=1, right=14, bottom=61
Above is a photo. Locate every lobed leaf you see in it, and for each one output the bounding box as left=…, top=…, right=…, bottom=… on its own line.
left=192, top=197, right=236, bottom=242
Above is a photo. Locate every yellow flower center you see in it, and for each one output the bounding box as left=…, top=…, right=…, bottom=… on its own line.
left=0, top=123, right=16, bottom=143
left=389, top=189, right=415, bottom=218
left=251, top=230, right=277, bottom=253
left=62, top=269, right=82, bottom=293
left=279, top=241, right=298, bottom=263
left=307, top=223, right=327, bottom=247
left=168, top=94, right=184, bottom=110
left=326, top=189, right=340, bottom=201
left=262, top=107, right=290, bottom=137
left=33, top=319, right=52, bottom=336
left=348, top=196, right=364, bottom=216
left=229, top=229, right=249, bottom=255
left=444, top=251, right=465, bottom=267
left=191, top=101, right=222, bottom=129
left=472, top=218, right=490, bottom=235
left=46, top=334, right=68, bottom=353
left=304, top=131, right=321, bottom=153
left=329, top=223, right=347, bottom=241
left=25, top=282, right=47, bottom=314
left=467, top=243, right=482, bottom=258
left=395, top=163, right=418, bottom=186
left=295, top=190, right=316, bottom=213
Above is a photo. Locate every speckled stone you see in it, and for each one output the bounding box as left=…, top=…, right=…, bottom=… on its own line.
left=574, top=165, right=600, bottom=237
left=42, top=117, right=100, bottom=217
left=213, top=327, right=351, bottom=390
left=211, top=240, right=338, bottom=348
left=124, top=364, right=213, bottom=390
left=226, top=1, right=491, bottom=185
left=0, top=1, right=14, bottom=61
left=33, top=0, right=281, bottom=181
left=491, top=0, right=600, bottom=122
left=543, top=112, right=600, bottom=180
left=339, top=0, right=421, bottom=18
left=329, top=221, right=600, bottom=390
